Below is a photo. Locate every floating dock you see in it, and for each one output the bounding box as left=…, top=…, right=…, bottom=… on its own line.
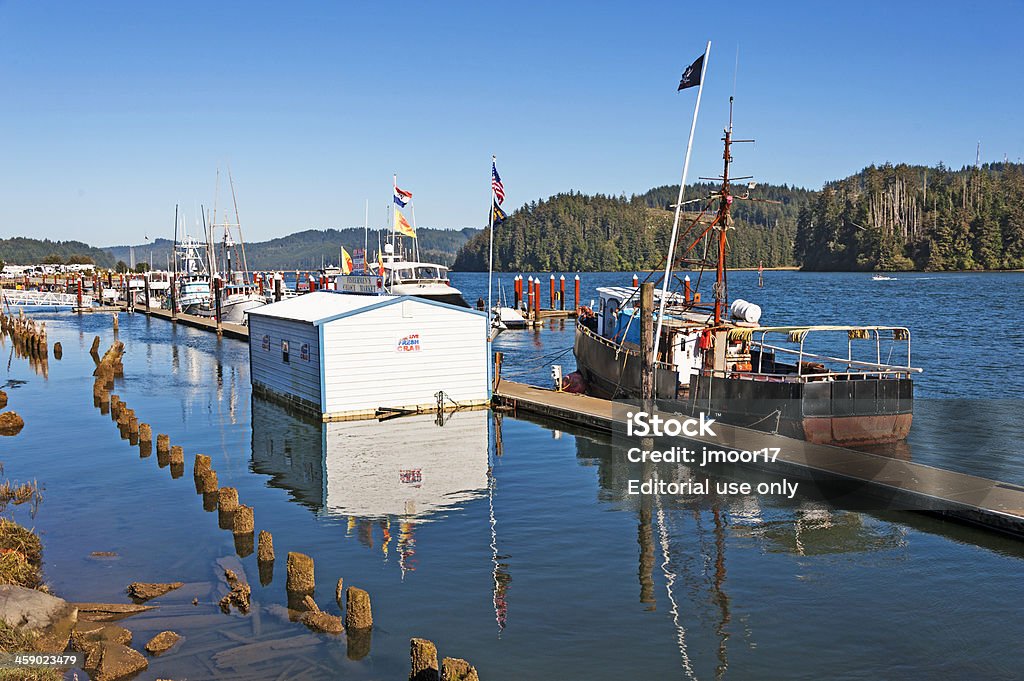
left=493, top=379, right=1024, bottom=538
left=120, top=304, right=250, bottom=341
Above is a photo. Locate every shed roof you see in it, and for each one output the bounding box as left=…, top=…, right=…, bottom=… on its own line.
left=247, top=291, right=485, bottom=325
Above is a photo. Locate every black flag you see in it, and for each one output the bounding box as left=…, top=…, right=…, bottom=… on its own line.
left=677, top=54, right=704, bottom=91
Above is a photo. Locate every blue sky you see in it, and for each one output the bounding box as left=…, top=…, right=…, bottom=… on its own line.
left=2, top=0, right=1022, bottom=245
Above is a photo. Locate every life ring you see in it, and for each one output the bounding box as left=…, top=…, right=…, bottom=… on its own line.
left=376, top=277, right=383, bottom=289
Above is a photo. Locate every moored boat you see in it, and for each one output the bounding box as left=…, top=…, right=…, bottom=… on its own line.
left=572, top=102, right=921, bottom=446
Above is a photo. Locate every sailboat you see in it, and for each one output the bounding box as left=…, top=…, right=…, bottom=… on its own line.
left=192, top=170, right=266, bottom=324
left=572, top=99, right=921, bottom=446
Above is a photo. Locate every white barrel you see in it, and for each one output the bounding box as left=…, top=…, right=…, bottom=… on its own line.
left=729, top=299, right=762, bottom=324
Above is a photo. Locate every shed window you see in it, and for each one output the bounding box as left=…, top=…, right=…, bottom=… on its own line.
left=282, top=340, right=290, bottom=364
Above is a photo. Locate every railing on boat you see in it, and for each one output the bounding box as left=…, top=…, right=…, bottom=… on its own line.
left=576, top=320, right=675, bottom=371
left=726, top=325, right=922, bottom=380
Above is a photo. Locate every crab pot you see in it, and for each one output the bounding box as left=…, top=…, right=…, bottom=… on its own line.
left=345, top=586, right=373, bottom=631
left=286, top=552, right=315, bottom=596
left=409, top=638, right=438, bottom=681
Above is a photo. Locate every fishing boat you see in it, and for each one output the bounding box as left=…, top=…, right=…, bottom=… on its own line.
left=572, top=101, right=921, bottom=446
left=173, top=234, right=213, bottom=313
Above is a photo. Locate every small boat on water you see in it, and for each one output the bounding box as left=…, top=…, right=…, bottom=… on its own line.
left=871, top=274, right=897, bottom=281
left=336, top=243, right=469, bottom=307
left=572, top=101, right=921, bottom=446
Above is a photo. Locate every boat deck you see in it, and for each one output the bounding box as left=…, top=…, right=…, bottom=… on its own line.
left=493, top=379, right=1024, bottom=538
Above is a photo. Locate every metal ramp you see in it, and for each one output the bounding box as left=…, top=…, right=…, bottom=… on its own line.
left=1, top=289, right=93, bottom=309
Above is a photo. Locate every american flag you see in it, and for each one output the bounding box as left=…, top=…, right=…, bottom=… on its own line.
left=491, top=161, right=505, bottom=205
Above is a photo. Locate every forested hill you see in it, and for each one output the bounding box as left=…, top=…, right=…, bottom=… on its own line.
left=106, top=227, right=479, bottom=270
left=795, top=162, right=1024, bottom=270
left=0, top=238, right=115, bottom=268
left=453, top=181, right=810, bottom=272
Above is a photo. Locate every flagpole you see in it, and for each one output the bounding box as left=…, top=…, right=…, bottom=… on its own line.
left=391, top=175, right=398, bottom=258
left=410, top=199, right=420, bottom=263
left=364, top=199, right=369, bottom=272
left=486, top=155, right=496, bottom=337
left=654, top=40, right=711, bottom=365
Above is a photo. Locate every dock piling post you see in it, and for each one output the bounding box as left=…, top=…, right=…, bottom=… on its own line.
left=549, top=274, right=555, bottom=309
left=345, top=586, right=372, bottom=630
left=559, top=275, right=565, bottom=310
left=574, top=274, right=580, bottom=310
left=409, top=638, right=438, bottom=681
left=640, top=282, right=655, bottom=402
left=214, top=275, right=223, bottom=335
left=493, top=352, right=503, bottom=393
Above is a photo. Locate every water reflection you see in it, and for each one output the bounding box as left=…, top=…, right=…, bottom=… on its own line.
left=251, top=396, right=488, bottom=537
left=574, top=431, right=910, bottom=680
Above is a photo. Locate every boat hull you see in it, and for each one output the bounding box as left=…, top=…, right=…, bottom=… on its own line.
left=573, top=325, right=680, bottom=400
left=574, top=324, right=914, bottom=446
left=688, top=374, right=913, bottom=446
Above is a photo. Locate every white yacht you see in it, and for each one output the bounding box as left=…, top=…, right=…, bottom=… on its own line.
left=336, top=243, right=468, bottom=308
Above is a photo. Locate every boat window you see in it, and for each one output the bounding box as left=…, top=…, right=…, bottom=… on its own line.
left=414, top=267, right=441, bottom=279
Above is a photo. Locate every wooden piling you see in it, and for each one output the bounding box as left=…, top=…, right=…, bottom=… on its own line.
left=194, top=453, right=211, bottom=478
left=335, top=578, right=344, bottom=612
left=52, top=342, right=62, bottom=359
left=169, top=445, right=184, bottom=465
left=286, top=552, right=315, bottom=595
left=409, top=638, right=438, bottom=681
left=574, top=274, right=580, bottom=309
left=441, top=658, right=480, bottom=681
left=232, top=505, right=253, bottom=535
left=493, top=352, right=503, bottom=393
left=559, top=275, right=565, bottom=310
left=138, top=423, right=152, bottom=443
left=199, top=469, right=218, bottom=494
left=640, top=282, right=654, bottom=402
left=257, top=530, right=274, bottom=562
left=218, top=487, right=239, bottom=513
left=156, top=434, right=170, bottom=455
left=345, top=586, right=372, bottom=630
left=218, top=487, right=239, bottom=530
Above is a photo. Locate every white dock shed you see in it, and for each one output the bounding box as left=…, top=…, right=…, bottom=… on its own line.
left=247, top=292, right=489, bottom=420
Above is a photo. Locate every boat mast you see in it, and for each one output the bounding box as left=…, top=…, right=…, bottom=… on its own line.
left=714, top=107, right=733, bottom=326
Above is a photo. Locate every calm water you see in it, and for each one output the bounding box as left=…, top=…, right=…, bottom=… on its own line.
left=2, top=271, right=1022, bottom=680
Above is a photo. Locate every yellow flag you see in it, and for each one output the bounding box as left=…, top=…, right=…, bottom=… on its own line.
left=394, top=207, right=416, bottom=238
left=341, top=247, right=354, bottom=275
